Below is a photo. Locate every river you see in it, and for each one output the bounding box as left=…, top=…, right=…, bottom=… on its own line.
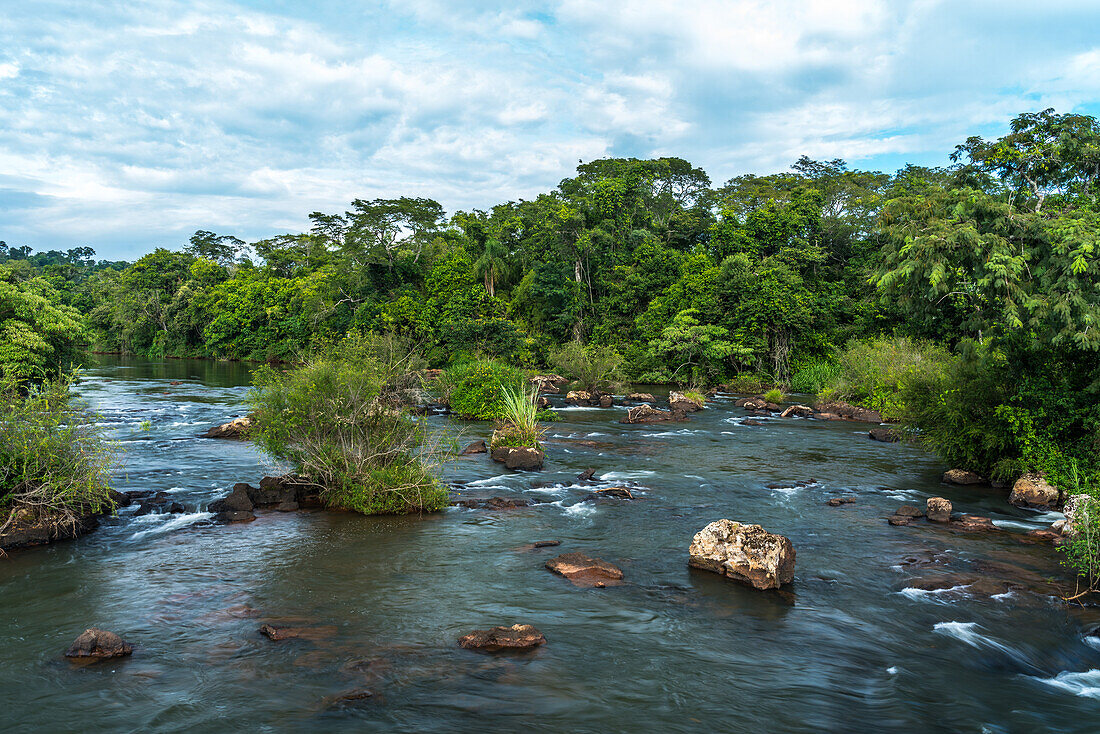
left=3, top=357, right=1100, bottom=732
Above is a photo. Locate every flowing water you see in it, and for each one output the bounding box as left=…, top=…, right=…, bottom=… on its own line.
left=4, top=357, right=1100, bottom=732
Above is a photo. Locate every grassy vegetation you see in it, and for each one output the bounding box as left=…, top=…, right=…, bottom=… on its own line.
left=0, top=375, right=115, bottom=534
left=763, top=388, right=785, bottom=404
left=439, top=358, right=526, bottom=420
left=819, top=337, right=952, bottom=420
left=788, top=360, right=840, bottom=394
left=490, top=386, right=544, bottom=451
left=248, top=335, right=448, bottom=515
left=549, top=341, right=624, bottom=395
left=723, top=374, right=774, bottom=394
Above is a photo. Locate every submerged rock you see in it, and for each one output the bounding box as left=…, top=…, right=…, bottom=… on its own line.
left=460, top=439, right=487, bottom=455
left=458, top=624, right=546, bottom=652
left=888, top=505, right=926, bottom=526
left=201, top=415, right=252, bottom=439
left=621, top=404, right=686, bottom=424
left=626, top=392, right=656, bottom=403
left=826, top=497, right=856, bottom=507
left=942, top=469, right=985, bottom=486
left=65, top=628, right=133, bottom=660
left=452, top=497, right=533, bottom=510
left=1009, top=473, right=1060, bottom=509
left=546, top=552, right=624, bottom=587
left=577, top=468, right=597, bottom=482
left=926, top=497, right=952, bottom=523
left=587, top=486, right=634, bottom=500
left=687, top=520, right=795, bottom=590
left=533, top=540, right=561, bottom=548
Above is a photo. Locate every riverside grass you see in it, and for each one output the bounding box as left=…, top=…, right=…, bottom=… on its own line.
left=0, top=374, right=115, bottom=535
left=490, top=386, right=544, bottom=451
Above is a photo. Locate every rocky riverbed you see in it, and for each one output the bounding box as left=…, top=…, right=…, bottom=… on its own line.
left=2, top=355, right=1100, bottom=733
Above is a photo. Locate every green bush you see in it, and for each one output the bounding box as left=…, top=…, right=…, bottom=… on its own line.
left=549, top=341, right=625, bottom=395
left=763, top=388, right=785, bottom=404
left=248, top=337, right=448, bottom=515
left=0, top=375, right=115, bottom=532
left=789, top=360, right=840, bottom=394
left=821, top=337, right=952, bottom=420
left=684, top=389, right=706, bottom=405
left=724, top=374, right=772, bottom=393
left=440, top=358, right=526, bottom=420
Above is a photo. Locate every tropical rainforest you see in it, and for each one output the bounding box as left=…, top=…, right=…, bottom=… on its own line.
left=4, top=108, right=1100, bottom=498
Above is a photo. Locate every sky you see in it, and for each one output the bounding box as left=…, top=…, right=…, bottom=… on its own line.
left=2, top=0, right=1100, bottom=260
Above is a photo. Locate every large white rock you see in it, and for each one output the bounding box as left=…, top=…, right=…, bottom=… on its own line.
left=688, top=520, right=795, bottom=590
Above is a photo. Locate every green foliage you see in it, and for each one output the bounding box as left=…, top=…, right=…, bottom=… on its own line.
left=549, top=341, right=625, bottom=394
left=1058, top=488, right=1100, bottom=590
left=0, top=267, right=86, bottom=381
left=441, top=358, right=526, bottom=420
left=0, top=375, right=115, bottom=530
left=821, top=337, right=952, bottom=421
left=248, top=338, right=447, bottom=515
left=724, top=374, right=773, bottom=394
left=490, top=386, right=544, bottom=450
left=763, top=388, right=785, bottom=404
left=646, top=308, right=740, bottom=385
left=789, top=360, right=840, bottom=394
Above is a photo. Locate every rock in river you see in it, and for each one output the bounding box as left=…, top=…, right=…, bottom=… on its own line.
left=926, top=497, right=952, bottom=523
left=489, top=446, right=545, bottom=471
left=458, top=624, right=546, bottom=652
left=669, top=391, right=704, bottom=413
left=869, top=427, right=900, bottom=443
left=65, top=628, right=133, bottom=660
left=942, top=469, right=985, bottom=485
left=546, top=552, right=624, bottom=587
left=201, top=415, right=252, bottom=439
left=621, top=404, right=686, bottom=424
left=460, top=439, right=486, bottom=455
left=687, top=520, right=795, bottom=590
left=1009, top=473, right=1060, bottom=509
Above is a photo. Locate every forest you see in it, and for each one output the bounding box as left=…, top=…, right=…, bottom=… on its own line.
left=4, top=108, right=1100, bottom=503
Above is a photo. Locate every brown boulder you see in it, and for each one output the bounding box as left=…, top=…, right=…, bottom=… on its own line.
left=813, top=412, right=842, bottom=421
left=813, top=401, right=883, bottom=423
left=505, top=447, right=544, bottom=471
left=621, top=404, right=686, bottom=424
left=458, top=624, right=546, bottom=652
left=926, top=497, right=952, bottom=523
left=1009, top=473, right=1060, bottom=509
left=626, top=392, right=656, bottom=403
left=65, top=628, right=133, bottom=660
left=565, top=390, right=592, bottom=405
left=669, top=391, right=704, bottom=413
left=460, top=439, right=486, bottom=455
left=951, top=514, right=997, bottom=531
left=687, top=520, right=795, bottom=590
left=826, top=497, right=856, bottom=506
left=869, top=427, right=900, bottom=443
left=592, top=486, right=634, bottom=500
left=202, top=416, right=252, bottom=439
left=546, top=552, right=624, bottom=587
left=942, top=469, right=985, bottom=485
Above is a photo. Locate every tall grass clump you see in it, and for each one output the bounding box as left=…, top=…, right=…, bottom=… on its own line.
left=490, top=386, right=544, bottom=451
left=0, top=375, right=115, bottom=535
left=821, top=336, right=952, bottom=420
left=439, top=358, right=526, bottom=420
left=763, top=388, right=785, bottom=404
left=249, top=334, right=448, bottom=515
left=788, top=360, right=840, bottom=394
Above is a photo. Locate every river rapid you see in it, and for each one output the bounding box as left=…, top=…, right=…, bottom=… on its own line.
left=4, top=357, right=1100, bottom=733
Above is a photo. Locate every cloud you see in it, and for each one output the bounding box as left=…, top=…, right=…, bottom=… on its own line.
left=1, top=0, right=1099, bottom=257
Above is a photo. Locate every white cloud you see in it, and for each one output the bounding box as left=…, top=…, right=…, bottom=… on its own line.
left=1, top=0, right=1099, bottom=256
